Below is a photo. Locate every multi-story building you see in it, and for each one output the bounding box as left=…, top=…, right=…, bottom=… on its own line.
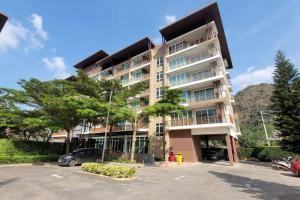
left=73, top=2, right=240, bottom=165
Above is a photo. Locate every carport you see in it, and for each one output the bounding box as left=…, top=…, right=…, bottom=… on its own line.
left=200, top=134, right=239, bottom=166
left=169, top=125, right=239, bottom=166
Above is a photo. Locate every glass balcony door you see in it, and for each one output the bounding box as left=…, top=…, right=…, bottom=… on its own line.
left=195, top=108, right=217, bottom=124
left=193, top=88, right=214, bottom=102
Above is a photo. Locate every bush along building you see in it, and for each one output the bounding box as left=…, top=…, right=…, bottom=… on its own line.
left=72, top=2, right=241, bottom=165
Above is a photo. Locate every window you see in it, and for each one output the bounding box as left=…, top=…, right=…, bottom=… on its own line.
left=156, top=87, right=163, bottom=99
left=122, top=63, right=130, bottom=70
left=133, top=70, right=142, bottom=80
left=169, top=56, right=187, bottom=70
left=157, top=57, right=164, bottom=67
left=182, top=90, right=191, bottom=102
left=169, top=73, right=188, bottom=86
left=168, top=41, right=187, bottom=54
left=170, top=110, right=192, bottom=126
left=131, top=99, right=140, bottom=109
left=121, top=75, right=129, bottom=84
left=192, top=68, right=213, bottom=82
left=126, top=136, right=148, bottom=154
left=171, top=110, right=192, bottom=120
left=156, top=123, right=164, bottom=136
left=194, top=88, right=214, bottom=101
left=195, top=108, right=217, bottom=124
left=156, top=71, right=163, bottom=82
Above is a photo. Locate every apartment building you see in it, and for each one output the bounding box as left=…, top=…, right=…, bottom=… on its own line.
left=73, top=2, right=240, bottom=165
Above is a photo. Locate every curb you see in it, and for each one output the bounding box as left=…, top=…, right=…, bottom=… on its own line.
left=78, top=170, right=137, bottom=181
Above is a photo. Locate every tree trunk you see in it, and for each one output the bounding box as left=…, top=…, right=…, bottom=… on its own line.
left=130, top=125, right=138, bottom=162
left=65, top=130, right=71, bottom=154
left=107, top=125, right=113, bottom=154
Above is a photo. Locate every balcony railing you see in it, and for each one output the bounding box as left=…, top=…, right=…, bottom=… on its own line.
left=114, top=68, right=130, bottom=77
left=168, top=32, right=218, bottom=55
left=186, top=92, right=221, bottom=103
left=168, top=48, right=220, bottom=71
left=170, top=116, right=224, bottom=127
left=132, top=59, right=150, bottom=69
left=169, top=68, right=221, bottom=87
left=131, top=74, right=150, bottom=82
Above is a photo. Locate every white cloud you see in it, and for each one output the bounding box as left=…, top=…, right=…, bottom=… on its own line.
left=232, top=65, right=274, bottom=92
left=0, top=14, right=47, bottom=52
left=247, top=66, right=255, bottom=72
left=42, top=57, right=70, bottom=79
left=30, top=14, right=48, bottom=40
left=165, top=15, right=176, bottom=25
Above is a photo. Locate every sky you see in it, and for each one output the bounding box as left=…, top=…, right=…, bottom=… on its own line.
left=0, top=0, right=300, bottom=93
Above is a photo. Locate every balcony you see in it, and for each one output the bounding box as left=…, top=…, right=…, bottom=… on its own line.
left=84, top=64, right=101, bottom=77
left=136, top=88, right=150, bottom=97
left=169, top=67, right=224, bottom=89
left=126, top=73, right=150, bottom=86
left=170, top=116, right=224, bottom=127
left=114, top=68, right=130, bottom=77
left=131, top=59, right=150, bottom=71
left=167, top=32, right=218, bottom=57
left=167, top=48, right=220, bottom=74
left=184, top=92, right=227, bottom=109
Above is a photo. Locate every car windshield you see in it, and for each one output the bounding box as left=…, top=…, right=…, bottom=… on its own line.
left=71, top=151, right=78, bottom=155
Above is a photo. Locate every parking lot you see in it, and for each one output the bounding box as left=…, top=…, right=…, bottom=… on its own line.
left=0, top=161, right=299, bottom=200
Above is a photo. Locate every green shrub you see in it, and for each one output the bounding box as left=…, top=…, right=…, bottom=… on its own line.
left=0, top=139, right=64, bottom=156
left=0, top=155, right=59, bottom=164
left=106, top=157, right=136, bottom=164
left=256, top=147, right=295, bottom=161
left=239, top=146, right=296, bottom=161
left=239, top=148, right=254, bottom=159
left=81, top=163, right=136, bottom=178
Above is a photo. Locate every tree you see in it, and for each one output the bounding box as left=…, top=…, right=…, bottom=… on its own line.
left=42, top=95, right=105, bottom=153
left=2, top=76, right=106, bottom=153
left=270, top=50, right=300, bottom=152
left=120, top=87, right=185, bottom=162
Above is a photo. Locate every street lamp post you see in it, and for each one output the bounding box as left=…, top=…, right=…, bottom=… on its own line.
left=101, top=90, right=113, bottom=163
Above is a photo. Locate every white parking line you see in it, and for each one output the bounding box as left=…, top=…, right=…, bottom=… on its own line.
left=51, top=174, right=64, bottom=178
left=174, top=176, right=184, bottom=180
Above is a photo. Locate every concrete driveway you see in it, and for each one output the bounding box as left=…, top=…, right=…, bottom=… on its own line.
left=0, top=161, right=299, bottom=200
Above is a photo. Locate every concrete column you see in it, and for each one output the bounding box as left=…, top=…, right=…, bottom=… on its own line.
left=225, top=134, right=234, bottom=166
left=231, top=136, right=238, bottom=163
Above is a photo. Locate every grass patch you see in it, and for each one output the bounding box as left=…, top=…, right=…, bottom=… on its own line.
left=0, top=155, right=59, bottom=164
left=81, top=162, right=136, bottom=178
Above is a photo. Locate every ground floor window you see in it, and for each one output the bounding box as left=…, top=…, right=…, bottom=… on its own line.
left=156, top=123, right=164, bottom=137
left=93, top=135, right=148, bottom=154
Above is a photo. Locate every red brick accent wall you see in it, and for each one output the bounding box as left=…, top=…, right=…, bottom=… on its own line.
left=169, top=129, right=202, bottom=162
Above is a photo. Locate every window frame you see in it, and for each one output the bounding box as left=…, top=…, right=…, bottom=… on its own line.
left=156, top=123, right=164, bottom=137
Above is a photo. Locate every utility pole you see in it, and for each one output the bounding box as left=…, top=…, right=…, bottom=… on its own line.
left=101, top=90, right=113, bottom=163
left=260, top=109, right=271, bottom=147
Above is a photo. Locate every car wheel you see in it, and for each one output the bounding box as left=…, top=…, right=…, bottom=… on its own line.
left=69, top=159, right=76, bottom=167
left=298, top=170, right=300, bottom=177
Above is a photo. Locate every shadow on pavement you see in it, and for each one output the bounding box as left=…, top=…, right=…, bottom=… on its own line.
left=0, top=177, right=19, bottom=187
left=209, top=171, right=300, bottom=200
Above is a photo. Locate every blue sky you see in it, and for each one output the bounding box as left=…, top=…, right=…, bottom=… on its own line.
left=0, top=0, right=299, bottom=92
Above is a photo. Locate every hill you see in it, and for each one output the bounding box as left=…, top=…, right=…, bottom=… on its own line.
left=234, top=83, right=274, bottom=123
